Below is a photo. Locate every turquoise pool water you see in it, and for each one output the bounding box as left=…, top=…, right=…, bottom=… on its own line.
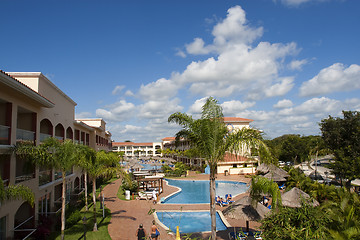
left=163, top=179, right=247, bottom=204
left=156, top=211, right=227, bottom=233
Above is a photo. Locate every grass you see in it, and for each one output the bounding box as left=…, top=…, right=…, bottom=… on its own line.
left=47, top=178, right=119, bottom=240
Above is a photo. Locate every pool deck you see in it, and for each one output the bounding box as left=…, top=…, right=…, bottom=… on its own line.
left=103, top=172, right=261, bottom=240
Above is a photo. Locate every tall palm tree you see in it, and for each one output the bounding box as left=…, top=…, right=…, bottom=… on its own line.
left=87, top=151, right=121, bottom=231
left=168, top=97, right=269, bottom=239
left=16, top=138, right=80, bottom=240
left=0, top=176, right=34, bottom=206
left=77, top=144, right=96, bottom=211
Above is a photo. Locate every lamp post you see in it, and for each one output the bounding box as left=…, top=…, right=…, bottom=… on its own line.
left=82, top=216, right=87, bottom=240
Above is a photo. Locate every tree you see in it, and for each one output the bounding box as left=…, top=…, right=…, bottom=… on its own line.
left=322, top=188, right=360, bottom=239
left=87, top=150, right=120, bottom=231
left=77, top=144, right=96, bottom=211
left=0, top=176, right=34, bottom=206
left=249, top=176, right=282, bottom=210
left=260, top=203, right=329, bottom=239
left=16, top=138, right=80, bottom=240
left=320, top=111, right=360, bottom=188
left=168, top=97, right=269, bottom=239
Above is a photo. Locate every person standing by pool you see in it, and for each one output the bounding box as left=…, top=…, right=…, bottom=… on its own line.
left=152, top=189, right=157, bottom=204
left=150, top=220, right=160, bottom=240
left=136, top=224, right=146, bottom=240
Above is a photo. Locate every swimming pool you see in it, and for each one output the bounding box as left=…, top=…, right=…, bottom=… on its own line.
left=163, top=179, right=248, bottom=204
left=155, top=211, right=228, bottom=233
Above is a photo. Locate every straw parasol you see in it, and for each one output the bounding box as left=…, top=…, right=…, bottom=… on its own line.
left=281, top=187, right=319, bottom=208
left=130, top=162, right=143, bottom=171
left=257, top=163, right=289, bottom=178
left=223, top=196, right=270, bottom=221
left=263, top=172, right=286, bottom=182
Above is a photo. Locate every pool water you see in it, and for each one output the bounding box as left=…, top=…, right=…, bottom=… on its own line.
left=156, top=211, right=227, bottom=233
left=163, top=179, right=247, bottom=204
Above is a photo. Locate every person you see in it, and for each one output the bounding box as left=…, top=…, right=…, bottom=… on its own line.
left=150, top=220, right=160, bottom=240
left=264, top=197, right=269, bottom=207
left=226, top=194, right=232, bottom=202
left=152, top=189, right=157, bottom=204
left=136, top=224, right=146, bottom=240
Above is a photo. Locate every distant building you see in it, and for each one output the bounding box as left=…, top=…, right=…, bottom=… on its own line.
left=162, top=117, right=258, bottom=174
left=112, top=141, right=162, bottom=158
left=0, top=71, right=112, bottom=239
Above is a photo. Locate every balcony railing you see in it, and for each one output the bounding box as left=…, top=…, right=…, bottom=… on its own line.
left=39, top=169, right=52, bottom=186
left=39, top=133, right=52, bottom=142
left=0, top=125, right=10, bottom=145
left=16, top=129, right=35, bottom=142
left=15, top=173, right=35, bottom=184
left=55, top=136, right=64, bottom=141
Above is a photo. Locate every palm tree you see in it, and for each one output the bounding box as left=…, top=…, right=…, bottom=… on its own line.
left=77, top=144, right=96, bottom=211
left=168, top=97, right=269, bottom=239
left=87, top=150, right=121, bottom=231
left=16, top=138, right=80, bottom=240
left=249, top=175, right=282, bottom=210
left=322, top=188, right=360, bottom=239
left=0, top=176, right=34, bottom=206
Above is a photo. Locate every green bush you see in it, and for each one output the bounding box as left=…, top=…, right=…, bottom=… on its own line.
left=66, top=210, right=81, bottom=228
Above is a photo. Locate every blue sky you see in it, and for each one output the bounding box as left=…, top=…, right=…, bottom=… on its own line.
left=1, top=0, right=360, bottom=142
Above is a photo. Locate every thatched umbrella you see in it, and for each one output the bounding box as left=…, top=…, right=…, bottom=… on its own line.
left=263, top=172, right=286, bottom=182
left=130, top=162, right=143, bottom=171
left=223, top=196, right=270, bottom=221
left=281, top=187, right=319, bottom=208
left=257, top=163, right=289, bottom=178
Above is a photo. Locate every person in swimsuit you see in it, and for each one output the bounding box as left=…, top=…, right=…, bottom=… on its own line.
left=136, top=224, right=146, bottom=240
left=150, top=220, right=159, bottom=240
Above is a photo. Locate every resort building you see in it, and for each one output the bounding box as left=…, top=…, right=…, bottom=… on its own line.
left=112, top=141, right=162, bottom=158
left=162, top=117, right=258, bottom=175
left=0, top=71, right=112, bottom=239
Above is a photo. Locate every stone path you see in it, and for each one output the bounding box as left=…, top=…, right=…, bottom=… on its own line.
left=103, top=172, right=260, bottom=240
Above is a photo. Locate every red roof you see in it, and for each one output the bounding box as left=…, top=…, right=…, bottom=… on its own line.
left=112, top=142, right=154, bottom=146
left=223, top=117, right=253, bottom=123
left=162, top=137, right=176, bottom=141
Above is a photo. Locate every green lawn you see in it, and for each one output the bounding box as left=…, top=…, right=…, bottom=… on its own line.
left=48, top=178, right=119, bottom=240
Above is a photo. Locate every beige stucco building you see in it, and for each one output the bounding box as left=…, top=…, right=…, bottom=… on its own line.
left=162, top=117, right=258, bottom=174
left=112, top=141, right=162, bottom=158
left=0, top=71, right=112, bottom=239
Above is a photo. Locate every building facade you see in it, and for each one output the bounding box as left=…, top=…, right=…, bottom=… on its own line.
left=162, top=117, right=258, bottom=174
left=112, top=142, right=162, bottom=158
left=0, top=71, right=111, bottom=239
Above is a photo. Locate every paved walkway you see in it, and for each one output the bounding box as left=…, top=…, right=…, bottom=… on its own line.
left=103, top=172, right=260, bottom=240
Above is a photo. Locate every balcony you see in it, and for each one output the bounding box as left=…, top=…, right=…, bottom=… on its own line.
left=39, top=133, right=52, bottom=142
left=0, top=125, right=10, bottom=145
left=16, top=128, right=35, bottom=142
left=39, top=169, right=52, bottom=186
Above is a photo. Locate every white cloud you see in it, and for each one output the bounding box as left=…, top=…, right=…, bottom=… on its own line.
left=138, top=99, right=183, bottom=119
left=112, top=85, right=125, bottom=95
left=221, top=100, right=256, bottom=115
left=300, top=63, right=360, bottom=96
left=186, top=38, right=212, bottom=55
left=75, top=111, right=92, bottom=119
left=96, top=100, right=135, bottom=122
left=138, top=78, right=180, bottom=101
left=264, top=77, right=294, bottom=97
left=124, top=90, right=134, bottom=97
left=274, top=99, right=293, bottom=108
left=289, top=59, right=308, bottom=70
left=188, top=97, right=208, bottom=116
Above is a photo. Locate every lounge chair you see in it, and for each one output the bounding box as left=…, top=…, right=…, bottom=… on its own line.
left=228, top=231, right=246, bottom=240
left=225, top=194, right=235, bottom=203
left=137, top=191, right=152, bottom=200
left=278, top=183, right=286, bottom=190
left=215, top=196, right=229, bottom=207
